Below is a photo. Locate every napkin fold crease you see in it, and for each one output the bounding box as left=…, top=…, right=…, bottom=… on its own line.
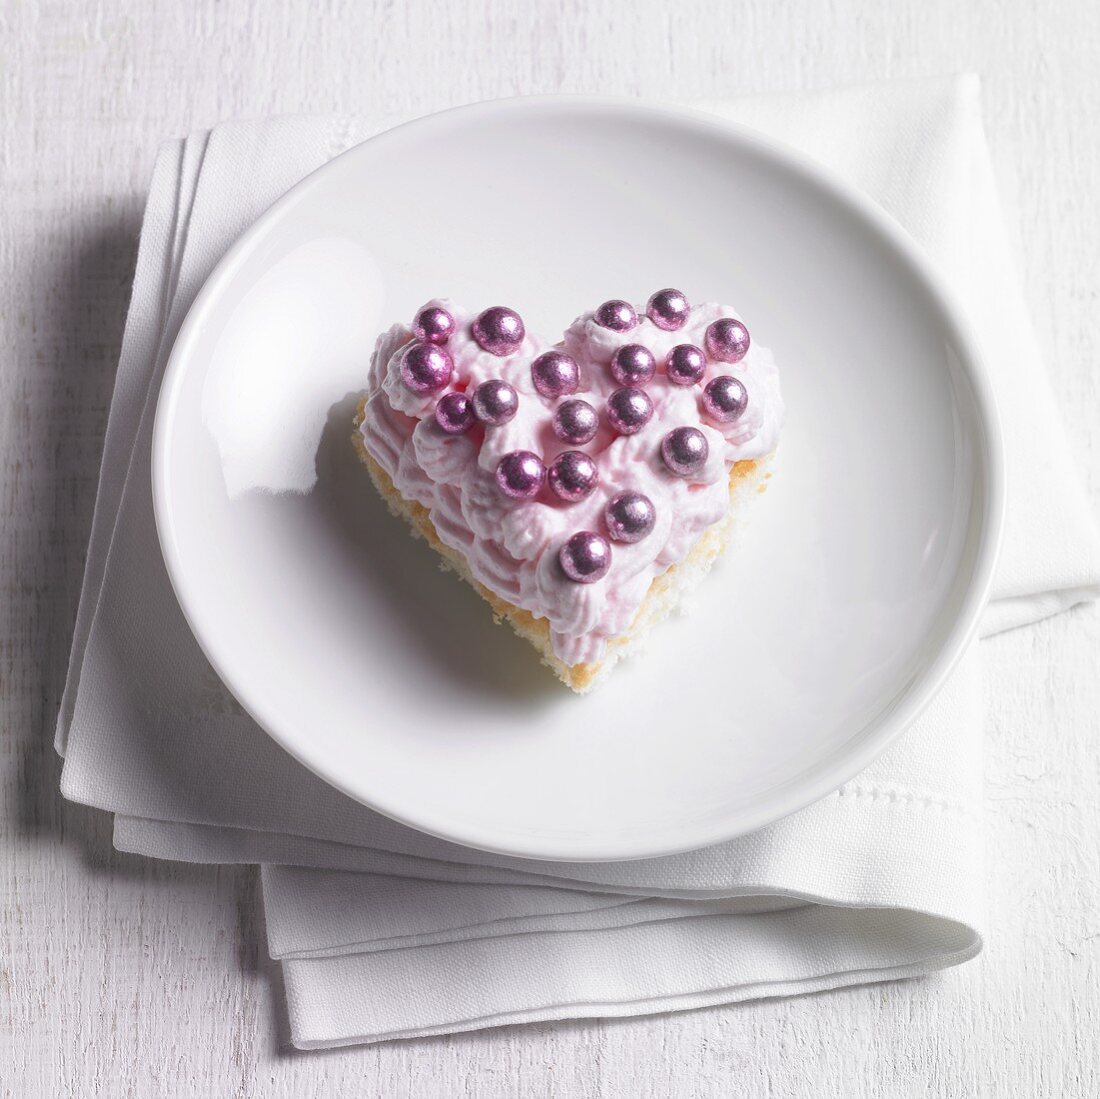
left=58, top=76, right=1100, bottom=1048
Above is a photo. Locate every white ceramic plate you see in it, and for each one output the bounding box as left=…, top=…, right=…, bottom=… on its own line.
left=153, top=98, right=1003, bottom=862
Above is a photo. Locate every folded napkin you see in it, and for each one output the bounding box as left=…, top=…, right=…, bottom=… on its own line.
left=58, top=76, right=1100, bottom=1048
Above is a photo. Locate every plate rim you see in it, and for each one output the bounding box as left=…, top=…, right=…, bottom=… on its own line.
left=151, top=95, right=1006, bottom=862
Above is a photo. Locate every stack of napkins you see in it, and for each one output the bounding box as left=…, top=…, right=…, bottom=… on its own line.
left=58, top=76, right=1100, bottom=1048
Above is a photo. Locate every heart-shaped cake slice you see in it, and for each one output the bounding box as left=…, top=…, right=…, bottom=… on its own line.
left=354, top=290, right=783, bottom=692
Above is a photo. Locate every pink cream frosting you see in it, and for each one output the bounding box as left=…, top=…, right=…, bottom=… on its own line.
left=358, top=299, right=784, bottom=666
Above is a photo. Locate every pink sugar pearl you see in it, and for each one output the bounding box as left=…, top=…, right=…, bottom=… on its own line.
left=552, top=399, right=599, bottom=445
left=400, top=341, right=453, bottom=394
left=605, top=387, right=653, bottom=435
left=646, top=288, right=691, bottom=331
left=473, top=306, right=525, bottom=356
left=433, top=391, right=476, bottom=434
left=495, top=450, right=545, bottom=500
left=559, top=531, right=612, bottom=583
left=472, top=379, right=519, bottom=425
left=665, top=344, right=707, bottom=387
left=531, top=351, right=579, bottom=398
left=604, top=491, right=657, bottom=544
left=660, top=426, right=709, bottom=477
left=704, top=317, right=750, bottom=363
left=547, top=450, right=599, bottom=503
left=594, top=299, right=637, bottom=332
left=610, top=343, right=656, bottom=387
left=702, top=375, right=748, bottom=422
left=411, top=305, right=456, bottom=344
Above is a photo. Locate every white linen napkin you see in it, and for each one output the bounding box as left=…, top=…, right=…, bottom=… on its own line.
left=57, top=76, right=1100, bottom=1048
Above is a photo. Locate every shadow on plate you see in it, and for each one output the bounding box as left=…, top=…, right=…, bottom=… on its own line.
left=310, top=392, right=562, bottom=707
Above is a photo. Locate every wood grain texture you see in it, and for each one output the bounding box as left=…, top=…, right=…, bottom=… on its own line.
left=2, top=1, right=1099, bottom=1095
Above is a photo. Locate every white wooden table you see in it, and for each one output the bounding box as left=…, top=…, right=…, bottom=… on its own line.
left=4, top=2, right=1099, bottom=1094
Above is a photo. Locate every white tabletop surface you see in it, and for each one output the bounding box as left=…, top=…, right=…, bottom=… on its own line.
left=3, top=2, right=1099, bottom=1095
